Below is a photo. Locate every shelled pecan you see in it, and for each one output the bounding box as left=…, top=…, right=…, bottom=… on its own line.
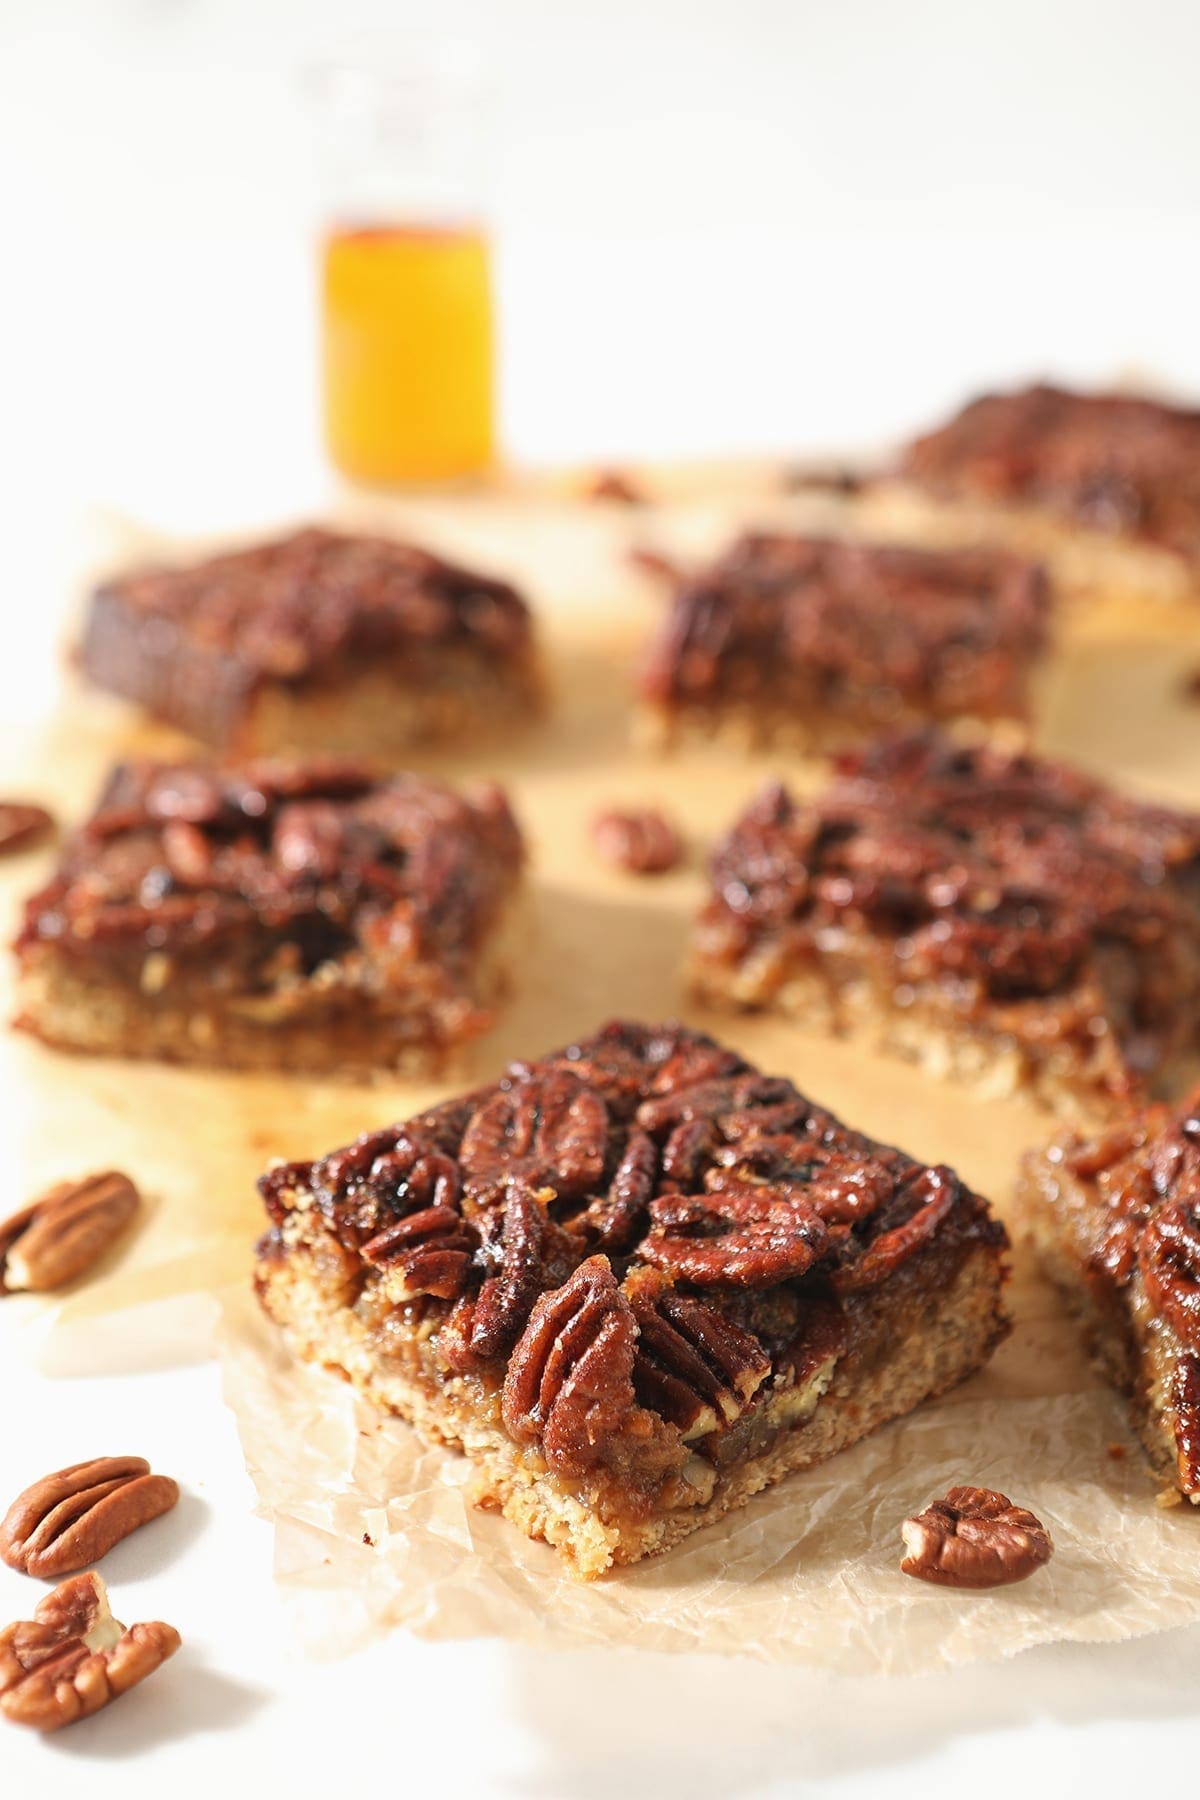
left=360, top=1206, right=478, bottom=1300
left=459, top=1070, right=609, bottom=1204
left=0, top=1172, right=140, bottom=1295
left=0, top=1573, right=179, bottom=1731
left=640, top=1188, right=828, bottom=1288
left=590, top=808, right=682, bottom=876
left=0, top=802, right=55, bottom=856
left=502, top=1257, right=637, bottom=1476
left=900, top=1486, right=1053, bottom=1589
left=628, top=1280, right=770, bottom=1438
left=1, top=1457, right=179, bottom=1579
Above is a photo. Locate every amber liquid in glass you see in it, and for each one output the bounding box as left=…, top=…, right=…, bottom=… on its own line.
left=321, top=224, right=494, bottom=484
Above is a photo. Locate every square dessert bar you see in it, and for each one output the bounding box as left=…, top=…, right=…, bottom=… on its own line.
left=254, top=1020, right=1009, bottom=1577
left=887, top=384, right=1200, bottom=605
left=15, top=758, right=523, bottom=1076
left=80, top=527, right=544, bottom=758
left=689, top=731, right=1200, bottom=1118
left=1015, top=1093, right=1200, bottom=1503
left=639, top=532, right=1050, bottom=749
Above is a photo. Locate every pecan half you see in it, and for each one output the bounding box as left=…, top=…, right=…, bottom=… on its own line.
left=360, top=1206, right=478, bottom=1300
left=580, top=1130, right=658, bottom=1251
left=639, top=1187, right=828, bottom=1288
left=628, top=1281, right=770, bottom=1438
left=0, top=1172, right=140, bottom=1295
left=900, top=1486, right=1053, bottom=1589
left=1173, top=1353, right=1200, bottom=1493
left=832, top=1166, right=959, bottom=1293
left=469, top=1183, right=555, bottom=1359
left=1139, top=1197, right=1200, bottom=1349
left=0, top=1572, right=180, bottom=1731
left=501, top=1256, right=637, bottom=1477
left=0, top=802, right=55, bottom=856
left=590, top=809, right=683, bottom=875
left=1, top=1457, right=179, bottom=1579
left=460, top=1070, right=609, bottom=1204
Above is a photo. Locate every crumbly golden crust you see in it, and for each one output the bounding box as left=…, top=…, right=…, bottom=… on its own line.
left=1013, top=1094, right=1200, bottom=1503
left=253, top=1019, right=1010, bottom=1575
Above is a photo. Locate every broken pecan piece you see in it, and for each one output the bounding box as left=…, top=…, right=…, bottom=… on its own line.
left=501, top=1256, right=637, bottom=1477
left=361, top=1206, right=478, bottom=1300
left=1, top=1457, right=179, bottom=1578
left=0, top=1572, right=180, bottom=1732
left=0, top=1172, right=140, bottom=1295
left=628, top=1280, right=770, bottom=1438
left=0, top=802, right=55, bottom=856
left=900, top=1486, right=1053, bottom=1589
left=639, top=1187, right=828, bottom=1288
left=591, top=808, right=683, bottom=875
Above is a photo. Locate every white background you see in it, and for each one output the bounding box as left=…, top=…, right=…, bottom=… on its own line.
left=3, top=2, right=1200, bottom=1795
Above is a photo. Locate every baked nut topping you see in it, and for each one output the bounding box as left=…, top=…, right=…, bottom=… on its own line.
left=0, top=803, right=55, bottom=856
left=900, top=1486, right=1053, bottom=1588
left=1017, top=1092, right=1200, bottom=1501
left=1, top=1457, right=179, bottom=1578
left=591, top=808, right=683, bottom=875
left=0, top=1172, right=140, bottom=1295
left=0, top=1572, right=180, bottom=1732
left=691, top=730, right=1200, bottom=1114
left=899, top=384, right=1200, bottom=560
left=256, top=1020, right=1010, bottom=1574
left=80, top=526, right=543, bottom=757
left=640, top=532, right=1049, bottom=746
left=14, top=759, right=524, bottom=1076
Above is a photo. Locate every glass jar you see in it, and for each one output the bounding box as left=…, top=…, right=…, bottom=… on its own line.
left=308, top=36, right=495, bottom=485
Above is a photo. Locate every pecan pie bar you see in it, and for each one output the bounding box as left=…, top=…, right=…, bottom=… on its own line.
left=254, top=1020, right=1009, bottom=1577
left=80, top=527, right=544, bottom=757
left=688, top=731, right=1200, bottom=1119
left=639, top=532, right=1050, bottom=749
left=14, top=758, right=523, bottom=1076
left=882, top=384, right=1200, bottom=607
left=1014, top=1093, right=1200, bottom=1503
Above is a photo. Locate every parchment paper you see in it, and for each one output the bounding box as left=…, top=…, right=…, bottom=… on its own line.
left=7, top=474, right=1200, bottom=1668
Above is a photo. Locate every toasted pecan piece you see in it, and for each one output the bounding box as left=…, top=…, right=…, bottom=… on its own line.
left=900, top=1485, right=1053, bottom=1589
left=0, top=1172, right=140, bottom=1295
left=0, top=1572, right=180, bottom=1732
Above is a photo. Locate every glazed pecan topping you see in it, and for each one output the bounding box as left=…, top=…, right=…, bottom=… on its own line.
left=1172, top=1354, right=1200, bottom=1493
left=502, top=1257, right=637, bottom=1477
left=591, top=809, right=683, bottom=876
left=1, top=1458, right=179, bottom=1579
left=18, top=760, right=523, bottom=979
left=699, top=731, right=1200, bottom=1040
left=832, top=1167, right=960, bottom=1294
left=900, top=1486, right=1053, bottom=1589
left=1139, top=1197, right=1200, bottom=1349
left=360, top=1207, right=478, bottom=1300
left=641, top=1187, right=829, bottom=1288
left=899, top=383, right=1200, bottom=558
left=0, top=1172, right=140, bottom=1296
left=469, top=1183, right=559, bottom=1359
left=0, top=1572, right=180, bottom=1732
left=628, top=1280, right=770, bottom=1438
left=460, top=1069, right=609, bottom=1204
left=580, top=1130, right=658, bottom=1252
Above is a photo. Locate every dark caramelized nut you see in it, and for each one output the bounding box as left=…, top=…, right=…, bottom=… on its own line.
left=591, top=808, right=682, bottom=876
left=1, top=1457, right=179, bottom=1578
left=0, top=1572, right=180, bottom=1732
left=502, top=1256, right=637, bottom=1476
left=900, top=1486, right=1053, bottom=1589
left=640, top=1187, right=828, bottom=1289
